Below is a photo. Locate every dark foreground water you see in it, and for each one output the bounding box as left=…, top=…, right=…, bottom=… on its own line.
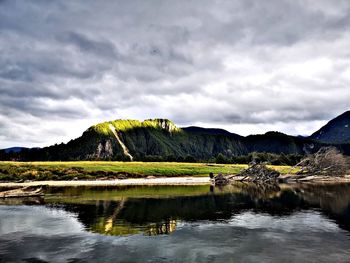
left=1, top=183, right=350, bottom=263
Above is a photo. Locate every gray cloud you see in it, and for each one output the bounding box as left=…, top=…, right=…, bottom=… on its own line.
left=0, top=0, right=350, bottom=147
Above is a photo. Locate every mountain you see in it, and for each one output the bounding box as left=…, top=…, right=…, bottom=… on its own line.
left=1, top=118, right=329, bottom=162
left=244, top=131, right=315, bottom=154
left=22, top=119, right=247, bottom=161
left=2, top=147, right=28, bottom=153
left=310, top=111, right=350, bottom=144
left=182, top=126, right=239, bottom=137
left=3, top=112, right=350, bottom=162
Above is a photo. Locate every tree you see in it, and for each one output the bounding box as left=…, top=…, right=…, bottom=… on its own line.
left=215, top=153, right=227, bottom=164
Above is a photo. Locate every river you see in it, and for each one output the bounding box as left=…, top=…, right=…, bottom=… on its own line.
left=1, top=183, right=350, bottom=262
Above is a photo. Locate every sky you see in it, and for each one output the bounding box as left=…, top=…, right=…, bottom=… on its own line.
left=1, top=0, right=350, bottom=148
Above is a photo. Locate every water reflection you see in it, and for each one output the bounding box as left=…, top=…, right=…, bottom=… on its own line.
left=1, top=183, right=350, bottom=237
left=2, top=183, right=350, bottom=262
left=22, top=183, right=347, bottom=236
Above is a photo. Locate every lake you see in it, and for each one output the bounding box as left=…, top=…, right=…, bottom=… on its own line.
left=1, top=183, right=350, bottom=262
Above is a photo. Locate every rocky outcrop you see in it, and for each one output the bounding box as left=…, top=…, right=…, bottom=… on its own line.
left=154, top=119, right=179, bottom=133
left=87, top=140, right=114, bottom=159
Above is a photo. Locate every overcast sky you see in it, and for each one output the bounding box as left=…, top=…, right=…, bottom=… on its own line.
left=1, top=0, right=350, bottom=148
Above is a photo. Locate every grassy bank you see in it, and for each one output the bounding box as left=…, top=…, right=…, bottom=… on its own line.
left=0, top=161, right=292, bottom=181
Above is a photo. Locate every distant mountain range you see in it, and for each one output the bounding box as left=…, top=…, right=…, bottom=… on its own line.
left=1, top=111, right=350, bottom=161
left=2, top=147, right=29, bottom=154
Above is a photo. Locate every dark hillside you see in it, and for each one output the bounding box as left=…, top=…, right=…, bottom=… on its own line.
left=310, top=111, right=350, bottom=144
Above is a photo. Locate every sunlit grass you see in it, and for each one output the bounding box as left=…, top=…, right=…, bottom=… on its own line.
left=0, top=161, right=294, bottom=181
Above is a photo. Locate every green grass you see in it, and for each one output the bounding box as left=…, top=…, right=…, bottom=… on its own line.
left=0, top=161, right=293, bottom=181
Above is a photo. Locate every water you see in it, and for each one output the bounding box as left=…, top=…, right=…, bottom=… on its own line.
left=1, top=183, right=350, bottom=262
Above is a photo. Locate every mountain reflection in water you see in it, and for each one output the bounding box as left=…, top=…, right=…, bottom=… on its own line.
left=2, top=183, right=350, bottom=262
left=33, top=182, right=350, bottom=236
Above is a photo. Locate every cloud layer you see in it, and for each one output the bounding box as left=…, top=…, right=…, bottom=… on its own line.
left=1, top=0, right=350, bottom=147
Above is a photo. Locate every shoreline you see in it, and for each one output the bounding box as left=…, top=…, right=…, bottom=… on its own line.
left=0, top=177, right=211, bottom=188
left=1, top=175, right=350, bottom=188
left=229, top=174, right=350, bottom=184
left=279, top=174, right=350, bottom=184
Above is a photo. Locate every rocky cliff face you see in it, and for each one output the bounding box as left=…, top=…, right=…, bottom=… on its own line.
left=87, top=140, right=114, bottom=159
left=150, top=119, right=179, bottom=133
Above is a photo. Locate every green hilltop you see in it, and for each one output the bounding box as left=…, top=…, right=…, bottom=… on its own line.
left=91, top=119, right=181, bottom=135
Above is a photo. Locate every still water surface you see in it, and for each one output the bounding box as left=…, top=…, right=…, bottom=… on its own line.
left=1, top=183, right=350, bottom=262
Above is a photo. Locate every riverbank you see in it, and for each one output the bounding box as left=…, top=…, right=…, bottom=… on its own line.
left=229, top=174, right=350, bottom=184
left=0, top=161, right=291, bottom=181
left=1, top=161, right=349, bottom=187
left=1, top=174, right=350, bottom=188
left=281, top=174, right=350, bottom=183
left=0, top=177, right=211, bottom=188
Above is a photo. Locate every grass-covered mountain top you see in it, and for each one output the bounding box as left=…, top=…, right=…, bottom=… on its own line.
left=91, top=118, right=181, bottom=135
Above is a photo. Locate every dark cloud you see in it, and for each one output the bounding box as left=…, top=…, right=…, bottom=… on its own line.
left=57, top=32, right=119, bottom=59
left=0, top=0, right=349, bottom=147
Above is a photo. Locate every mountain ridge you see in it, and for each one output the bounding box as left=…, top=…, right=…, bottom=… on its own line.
left=1, top=112, right=350, bottom=161
left=310, top=111, right=350, bottom=144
